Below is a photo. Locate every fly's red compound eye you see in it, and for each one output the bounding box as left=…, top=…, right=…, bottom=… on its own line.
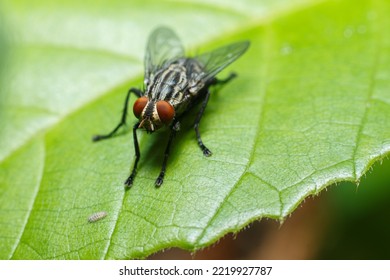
left=156, top=100, right=175, bottom=125
left=133, top=96, right=149, bottom=118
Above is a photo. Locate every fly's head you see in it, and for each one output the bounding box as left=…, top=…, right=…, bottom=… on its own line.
left=133, top=96, right=175, bottom=132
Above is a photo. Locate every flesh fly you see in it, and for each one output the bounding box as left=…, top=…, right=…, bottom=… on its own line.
left=93, top=27, right=249, bottom=187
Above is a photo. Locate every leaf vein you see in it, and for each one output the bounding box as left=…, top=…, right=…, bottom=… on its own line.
left=8, top=139, right=45, bottom=260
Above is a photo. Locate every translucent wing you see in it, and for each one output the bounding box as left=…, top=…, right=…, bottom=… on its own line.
left=144, top=27, right=185, bottom=81
left=194, top=41, right=250, bottom=81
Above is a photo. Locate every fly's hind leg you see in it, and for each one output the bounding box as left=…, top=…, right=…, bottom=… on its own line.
left=92, top=87, right=143, bottom=141
left=194, top=89, right=212, bottom=157
left=212, top=72, right=237, bottom=86
left=194, top=73, right=237, bottom=156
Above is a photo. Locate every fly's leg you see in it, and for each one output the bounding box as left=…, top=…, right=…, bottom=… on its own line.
left=193, top=73, right=237, bottom=155
left=124, top=122, right=141, bottom=188
left=193, top=73, right=237, bottom=156
left=155, top=121, right=180, bottom=187
left=92, top=87, right=143, bottom=141
left=212, top=72, right=237, bottom=86
left=194, top=89, right=212, bottom=157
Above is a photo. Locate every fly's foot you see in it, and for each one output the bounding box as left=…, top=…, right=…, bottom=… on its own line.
left=92, top=135, right=103, bottom=142
left=155, top=177, right=163, bottom=187
left=198, top=141, right=212, bottom=157
left=155, top=172, right=165, bottom=187
left=124, top=175, right=135, bottom=188
left=202, top=147, right=212, bottom=157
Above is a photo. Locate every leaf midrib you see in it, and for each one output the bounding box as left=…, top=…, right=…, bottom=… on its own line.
left=9, top=139, right=45, bottom=259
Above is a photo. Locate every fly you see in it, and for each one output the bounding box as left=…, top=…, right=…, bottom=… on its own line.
left=93, top=26, right=249, bottom=188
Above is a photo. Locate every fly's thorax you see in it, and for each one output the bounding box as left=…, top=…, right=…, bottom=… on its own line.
left=146, top=62, right=187, bottom=99
left=133, top=96, right=175, bottom=132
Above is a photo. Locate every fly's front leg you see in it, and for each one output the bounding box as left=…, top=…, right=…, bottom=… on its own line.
left=125, top=122, right=141, bottom=188
left=194, top=89, right=212, bottom=157
left=92, top=87, right=143, bottom=141
left=155, top=120, right=180, bottom=187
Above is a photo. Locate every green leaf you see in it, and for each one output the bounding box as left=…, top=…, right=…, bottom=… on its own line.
left=1, top=0, right=389, bottom=259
